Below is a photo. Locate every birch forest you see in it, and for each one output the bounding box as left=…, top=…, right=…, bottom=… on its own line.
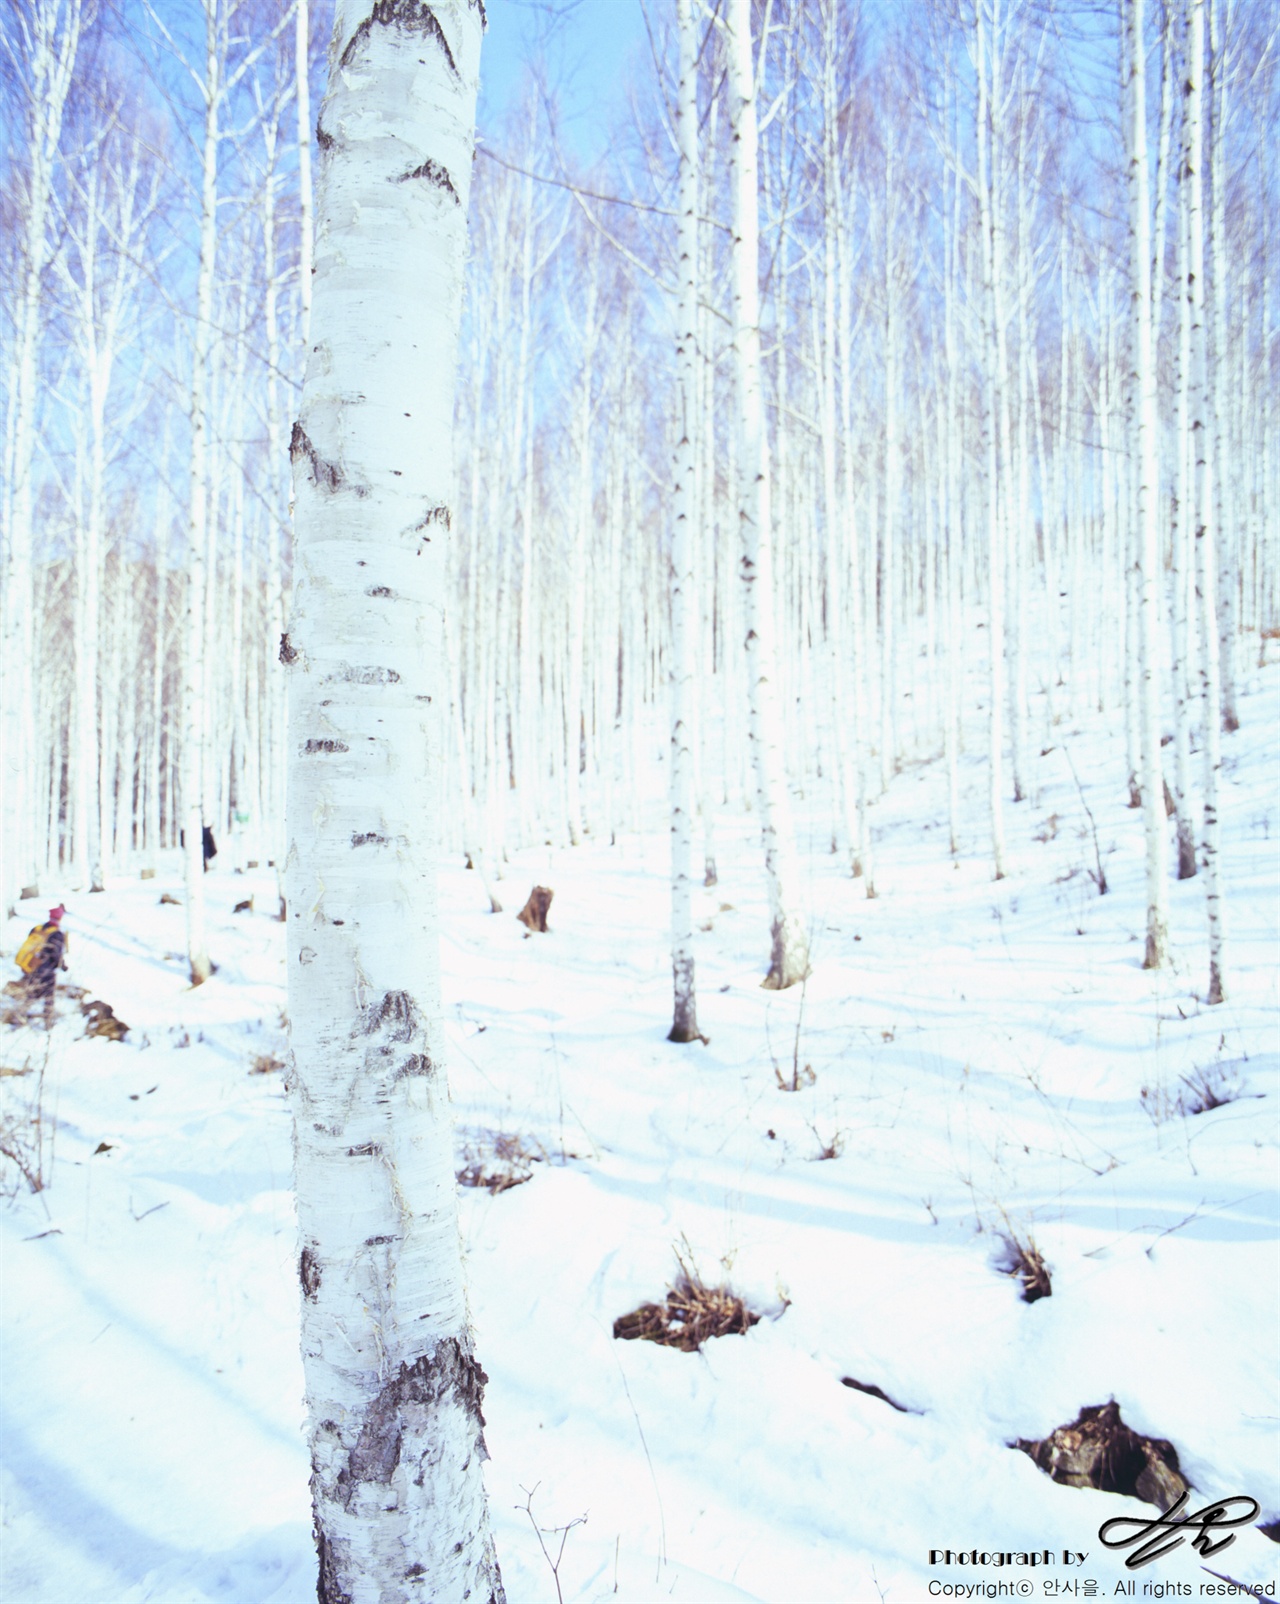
left=3, top=1, right=1279, bottom=1599
left=1, top=0, right=1276, bottom=1012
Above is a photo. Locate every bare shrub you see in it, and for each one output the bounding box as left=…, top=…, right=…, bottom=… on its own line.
left=0, top=1045, right=51, bottom=1195
left=1179, top=1062, right=1245, bottom=1114
left=808, top=1123, right=845, bottom=1160
left=995, top=1223, right=1052, bottom=1303
left=456, top=1130, right=543, bottom=1194
left=1142, top=1061, right=1248, bottom=1122
left=613, top=1253, right=762, bottom=1352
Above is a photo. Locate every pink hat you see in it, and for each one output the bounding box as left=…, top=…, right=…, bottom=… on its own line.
left=48, top=905, right=66, bottom=922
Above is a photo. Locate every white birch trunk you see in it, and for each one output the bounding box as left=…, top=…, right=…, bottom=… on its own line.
left=728, top=0, right=810, bottom=988
left=1186, top=0, right=1226, bottom=1004
left=1207, top=0, right=1238, bottom=734
left=181, top=0, right=222, bottom=986
left=975, top=0, right=1007, bottom=879
left=296, top=0, right=314, bottom=341
left=1125, top=0, right=1171, bottom=968
left=285, top=2, right=502, bottom=1598
left=1, top=0, right=82, bottom=912
left=668, top=0, right=702, bottom=1043
left=1171, top=29, right=1199, bottom=881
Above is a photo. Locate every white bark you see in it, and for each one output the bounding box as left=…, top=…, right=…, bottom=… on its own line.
left=285, top=2, right=502, bottom=1599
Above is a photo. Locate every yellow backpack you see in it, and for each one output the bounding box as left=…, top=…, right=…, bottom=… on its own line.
left=15, top=926, right=50, bottom=975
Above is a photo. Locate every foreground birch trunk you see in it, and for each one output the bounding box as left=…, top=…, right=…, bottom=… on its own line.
left=284, top=3, right=503, bottom=1599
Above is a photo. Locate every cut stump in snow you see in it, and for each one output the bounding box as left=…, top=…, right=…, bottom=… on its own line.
left=614, top=1273, right=760, bottom=1353
left=1014, top=1402, right=1188, bottom=1508
left=516, top=886, right=553, bottom=933
left=82, top=999, right=129, bottom=1041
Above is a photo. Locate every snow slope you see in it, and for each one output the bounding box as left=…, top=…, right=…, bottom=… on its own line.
left=2, top=669, right=1277, bottom=1604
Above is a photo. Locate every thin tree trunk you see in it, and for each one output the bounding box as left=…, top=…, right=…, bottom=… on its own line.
left=1125, top=0, right=1170, bottom=968
left=669, top=0, right=702, bottom=1043
left=728, top=0, right=810, bottom=988
left=1187, top=0, right=1226, bottom=1003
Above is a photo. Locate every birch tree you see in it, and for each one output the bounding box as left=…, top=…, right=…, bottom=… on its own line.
left=1186, top=0, right=1226, bottom=1004
left=283, top=0, right=503, bottom=1598
left=727, top=0, right=810, bottom=989
left=668, top=0, right=702, bottom=1043
left=0, top=0, right=84, bottom=914
left=1123, top=0, right=1170, bottom=969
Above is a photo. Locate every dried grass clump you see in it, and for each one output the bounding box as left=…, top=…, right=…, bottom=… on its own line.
left=996, top=1225, right=1052, bottom=1303
left=613, top=1266, right=761, bottom=1353
left=250, top=1053, right=285, bottom=1075
left=1179, top=1062, right=1245, bottom=1114
left=456, top=1131, right=543, bottom=1194
left=1142, top=1061, right=1249, bottom=1123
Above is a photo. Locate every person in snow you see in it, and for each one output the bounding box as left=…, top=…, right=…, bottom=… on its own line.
left=14, top=905, right=69, bottom=1031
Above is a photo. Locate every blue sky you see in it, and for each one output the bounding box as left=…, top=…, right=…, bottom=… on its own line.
left=475, top=0, right=652, bottom=160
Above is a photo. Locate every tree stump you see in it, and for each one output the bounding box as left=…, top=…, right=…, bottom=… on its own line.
left=516, top=886, right=553, bottom=933
left=1014, top=1401, right=1188, bottom=1508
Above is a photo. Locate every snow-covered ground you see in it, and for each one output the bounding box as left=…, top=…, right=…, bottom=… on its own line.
left=2, top=669, right=1278, bottom=1604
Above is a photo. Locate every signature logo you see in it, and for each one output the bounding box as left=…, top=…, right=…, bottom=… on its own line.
left=1099, top=1492, right=1261, bottom=1569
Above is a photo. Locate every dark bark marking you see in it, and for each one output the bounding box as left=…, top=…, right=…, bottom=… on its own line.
left=300, top=1245, right=322, bottom=1301
left=363, top=989, right=419, bottom=1042
left=291, top=422, right=345, bottom=493
left=328, top=663, right=401, bottom=685
left=364, top=1234, right=394, bottom=1246
left=366, top=585, right=394, bottom=598
left=394, top=1052, right=435, bottom=1080
left=394, top=157, right=460, bottom=204
left=346, top=1141, right=382, bottom=1157
left=414, top=504, right=451, bottom=532
left=315, top=121, right=335, bottom=153
left=279, top=633, right=299, bottom=665
left=333, top=1338, right=489, bottom=1512
left=351, top=831, right=389, bottom=848
left=316, top=1524, right=353, bottom=1604
left=339, top=0, right=459, bottom=76
left=303, top=739, right=350, bottom=754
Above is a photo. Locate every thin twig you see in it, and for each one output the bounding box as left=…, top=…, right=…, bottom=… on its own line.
left=1061, top=745, right=1108, bottom=894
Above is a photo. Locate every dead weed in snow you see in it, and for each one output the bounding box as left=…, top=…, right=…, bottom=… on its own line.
left=456, top=1130, right=544, bottom=1194
left=613, top=1256, right=762, bottom=1352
